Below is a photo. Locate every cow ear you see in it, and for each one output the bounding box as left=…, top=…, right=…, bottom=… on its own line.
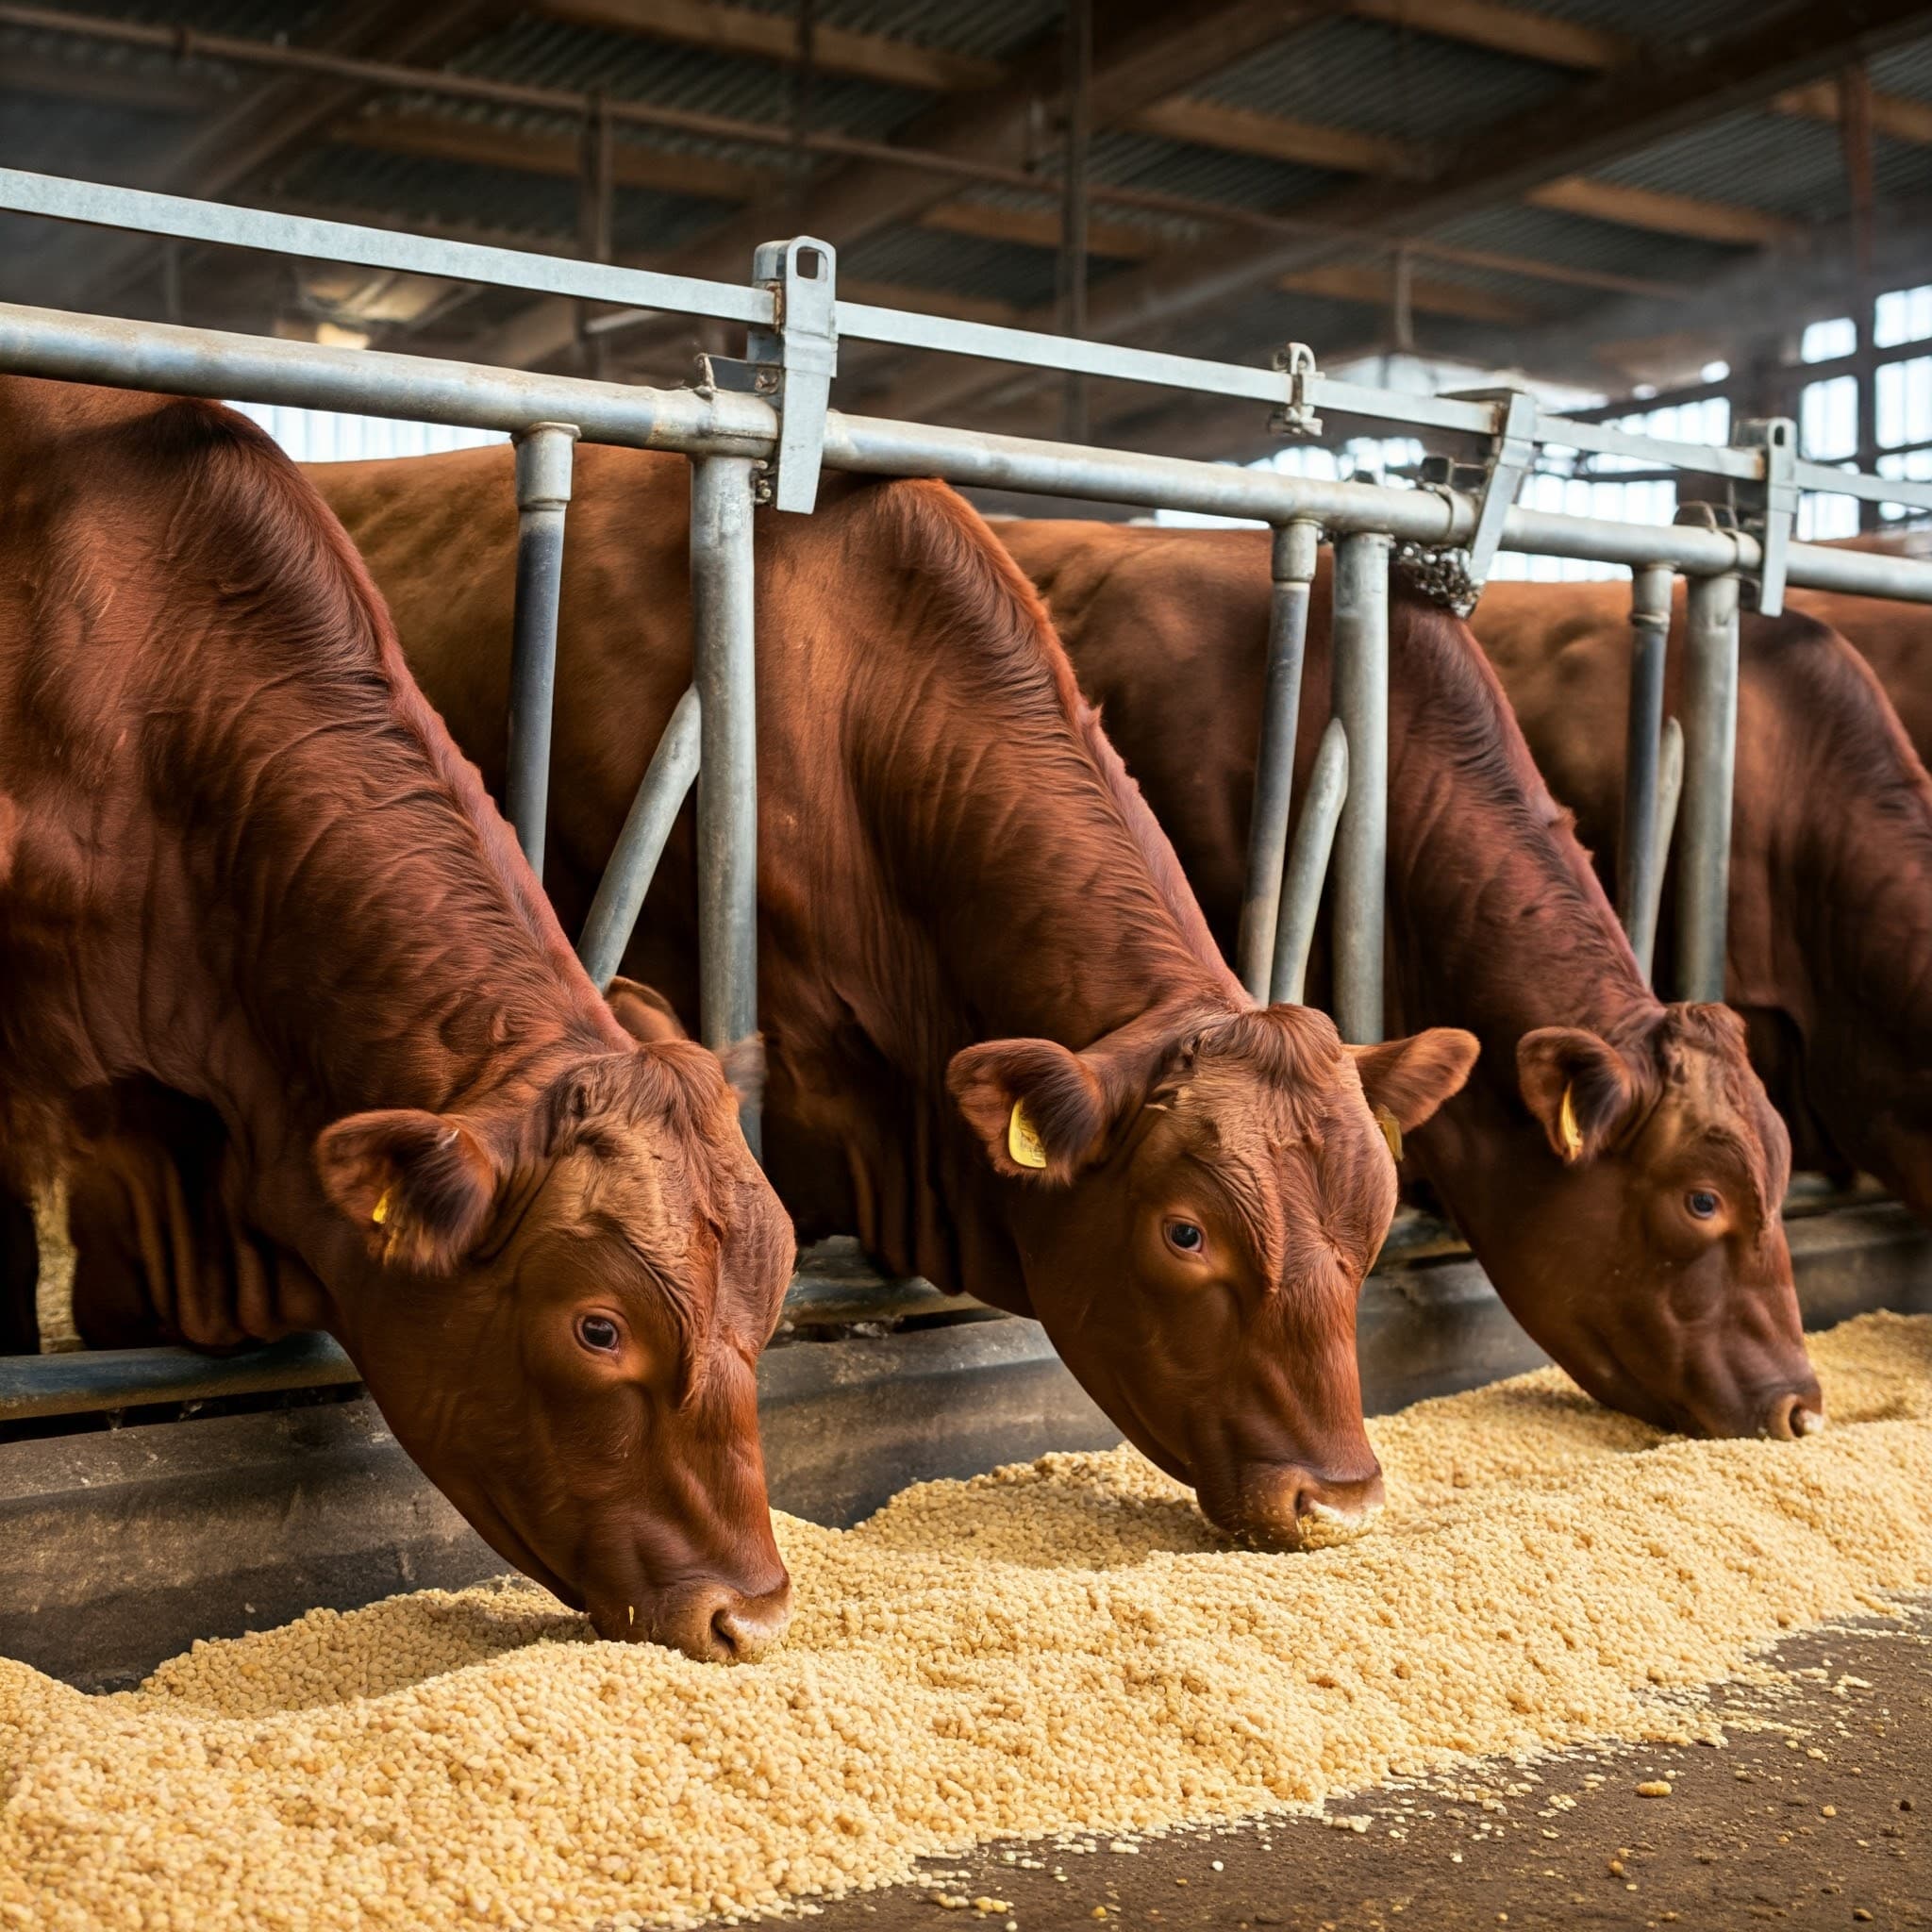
left=1352, top=1028, right=1480, bottom=1135
left=314, top=1109, right=502, bottom=1271
left=1517, top=1027, right=1638, bottom=1164
left=605, top=976, right=689, bottom=1044
left=947, top=1039, right=1110, bottom=1185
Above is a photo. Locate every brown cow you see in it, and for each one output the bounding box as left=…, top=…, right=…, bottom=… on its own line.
left=301, top=446, right=1478, bottom=1550
left=1475, top=577, right=1932, bottom=1231
left=0, top=378, right=795, bottom=1660
left=1001, top=521, right=1816, bottom=1442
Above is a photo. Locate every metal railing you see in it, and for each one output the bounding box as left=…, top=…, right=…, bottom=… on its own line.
left=7, top=166, right=1932, bottom=1415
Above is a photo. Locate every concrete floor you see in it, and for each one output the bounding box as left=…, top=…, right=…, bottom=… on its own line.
left=814, top=1610, right=1930, bottom=1932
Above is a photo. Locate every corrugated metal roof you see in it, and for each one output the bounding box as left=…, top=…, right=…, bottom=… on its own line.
left=447, top=14, right=921, bottom=139
left=275, top=141, right=729, bottom=256
left=1423, top=202, right=1745, bottom=283
left=1870, top=39, right=1932, bottom=103
left=1594, top=108, right=1932, bottom=219
left=1077, top=130, right=1344, bottom=213
left=1195, top=17, right=1566, bottom=145
left=841, top=221, right=1063, bottom=308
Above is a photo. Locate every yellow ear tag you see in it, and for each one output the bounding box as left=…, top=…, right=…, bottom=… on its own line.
left=1374, top=1106, right=1403, bottom=1165
left=371, top=1189, right=391, bottom=1227
left=1557, top=1083, right=1584, bottom=1161
left=1008, top=1101, right=1049, bottom=1171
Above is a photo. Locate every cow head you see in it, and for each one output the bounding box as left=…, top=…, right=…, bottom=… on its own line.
left=316, top=983, right=794, bottom=1661
left=1500, top=1001, right=1818, bottom=1439
left=950, top=1003, right=1476, bottom=1549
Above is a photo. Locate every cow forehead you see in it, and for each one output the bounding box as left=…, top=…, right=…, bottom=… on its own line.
left=1150, top=1069, right=1391, bottom=1276
left=1642, top=1044, right=1784, bottom=1192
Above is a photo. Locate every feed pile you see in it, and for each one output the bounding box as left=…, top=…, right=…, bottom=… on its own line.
left=5, top=1312, right=1931, bottom=1931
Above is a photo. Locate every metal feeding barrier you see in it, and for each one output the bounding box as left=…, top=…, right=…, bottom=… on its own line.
left=5, top=164, right=1932, bottom=1424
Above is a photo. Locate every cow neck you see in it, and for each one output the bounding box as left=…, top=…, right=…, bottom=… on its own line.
left=1380, top=595, right=1659, bottom=1062
left=126, top=441, right=621, bottom=1217
left=846, top=499, right=1239, bottom=1061
left=1756, top=629, right=1932, bottom=1065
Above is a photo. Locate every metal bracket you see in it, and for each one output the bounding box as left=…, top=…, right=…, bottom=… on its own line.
left=1443, top=386, right=1539, bottom=594
left=746, top=236, right=838, bottom=513
left=1734, top=416, right=1798, bottom=616
left=1270, top=341, right=1323, bottom=438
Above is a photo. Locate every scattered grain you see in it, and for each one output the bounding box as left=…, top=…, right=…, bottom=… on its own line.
left=4, top=1313, right=1931, bottom=1931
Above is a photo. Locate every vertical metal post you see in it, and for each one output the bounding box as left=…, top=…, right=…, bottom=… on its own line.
left=690, top=456, right=761, bottom=1154
left=1331, top=530, right=1391, bottom=1044
left=1236, top=519, right=1320, bottom=1002
left=1675, top=571, right=1740, bottom=1004
left=1620, top=563, right=1674, bottom=983
left=507, top=422, right=577, bottom=874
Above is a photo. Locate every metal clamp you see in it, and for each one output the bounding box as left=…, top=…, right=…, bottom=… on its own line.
left=1734, top=416, right=1798, bottom=617
left=1270, top=341, right=1323, bottom=438
left=1443, top=386, right=1539, bottom=594
left=746, top=236, right=838, bottom=513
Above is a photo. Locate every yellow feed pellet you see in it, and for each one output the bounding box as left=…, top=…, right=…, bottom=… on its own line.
left=4, top=1311, right=1931, bottom=1931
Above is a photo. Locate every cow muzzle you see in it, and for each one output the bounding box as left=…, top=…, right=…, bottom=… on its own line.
left=593, top=1574, right=793, bottom=1661
left=1227, top=1461, right=1387, bottom=1553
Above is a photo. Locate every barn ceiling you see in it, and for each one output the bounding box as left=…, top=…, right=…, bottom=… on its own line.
left=5, top=0, right=1932, bottom=461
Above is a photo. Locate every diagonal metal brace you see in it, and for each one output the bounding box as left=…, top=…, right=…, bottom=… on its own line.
left=747, top=236, right=838, bottom=512
left=1735, top=416, right=1798, bottom=616
left=1443, top=386, right=1538, bottom=593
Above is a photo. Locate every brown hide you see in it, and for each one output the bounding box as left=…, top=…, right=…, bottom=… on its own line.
left=0, top=380, right=794, bottom=1660
left=1001, top=521, right=1814, bottom=1442
left=308, top=445, right=1480, bottom=1550
left=1478, top=576, right=1932, bottom=1232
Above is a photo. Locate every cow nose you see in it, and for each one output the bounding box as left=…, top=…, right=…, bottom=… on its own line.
left=1763, top=1390, right=1827, bottom=1441
left=651, top=1577, right=793, bottom=1662
left=1238, top=1463, right=1386, bottom=1553
left=709, top=1579, right=793, bottom=1662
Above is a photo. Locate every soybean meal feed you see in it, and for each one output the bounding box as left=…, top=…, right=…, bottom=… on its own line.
left=4, top=1310, right=1931, bottom=1931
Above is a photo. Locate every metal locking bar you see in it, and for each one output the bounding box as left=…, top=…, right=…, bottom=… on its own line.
left=1443, top=387, right=1539, bottom=595
left=1735, top=417, right=1799, bottom=616
left=747, top=237, right=839, bottom=512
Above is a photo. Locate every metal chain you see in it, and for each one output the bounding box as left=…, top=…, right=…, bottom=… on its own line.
left=1392, top=541, right=1479, bottom=618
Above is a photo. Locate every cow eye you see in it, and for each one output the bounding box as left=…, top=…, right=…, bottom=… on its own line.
left=1164, top=1219, right=1206, bottom=1256
left=1686, top=1190, right=1720, bottom=1222
left=576, top=1313, right=623, bottom=1353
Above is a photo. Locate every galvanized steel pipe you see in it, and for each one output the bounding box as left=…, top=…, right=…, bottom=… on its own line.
left=7, top=302, right=1932, bottom=605
left=1620, top=563, right=1675, bottom=983
left=507, top=424, right=576, bottom=873
left=1272, top=715, right=1349, bottom=1008
left=576, top=683, right=703, bottom=990
left=689, top=457, right=762, bottom=1156
left=1675, top=572, right=1741, bottom=1004
left=1331, top=532, right=1392, bottom=1044
left=1236, top=520, right=1320, bottom=1001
